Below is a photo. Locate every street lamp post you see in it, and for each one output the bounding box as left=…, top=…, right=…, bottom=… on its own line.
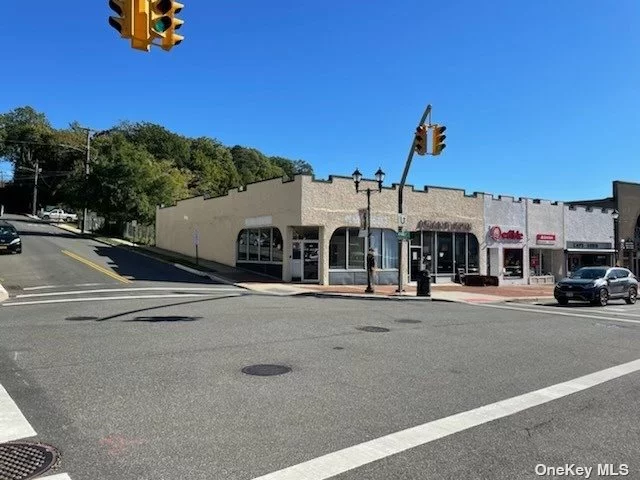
left=612, top=209, right=620, bottom=266
left=353, top=167, right=385, bottom=294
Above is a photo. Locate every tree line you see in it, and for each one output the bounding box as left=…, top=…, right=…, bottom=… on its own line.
left=0, top=106, right=313, bottom=229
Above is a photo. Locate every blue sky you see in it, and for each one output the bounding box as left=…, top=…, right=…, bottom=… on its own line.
left=1, top=0, right=639, bottom=201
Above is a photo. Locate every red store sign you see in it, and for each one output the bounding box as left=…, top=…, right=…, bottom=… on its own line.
left=490, top=226, right=523, bottom=241
left=536, top=233, right=556, bottom=245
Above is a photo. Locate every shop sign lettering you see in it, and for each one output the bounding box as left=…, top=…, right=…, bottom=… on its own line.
left=489, top=226, right=523, bottom=241
left=567, top=241, right=612, bottom=249
left=417, top=220, right=472, bottom=232
left=536, top=233, right=556, bottom=245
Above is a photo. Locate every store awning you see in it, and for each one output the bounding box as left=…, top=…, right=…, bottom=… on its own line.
left=565, top=248, right=616, bottom=254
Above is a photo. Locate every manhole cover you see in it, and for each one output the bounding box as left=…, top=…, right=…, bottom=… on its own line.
left=357, top=326, right=390, bottom=333
left=0, top=442, right=60, bottom=480
left=242, top=364, right=291, bottom=376
left=395, top=319, right=422, bottom=324
left=65, top=316, right=99, bottom=321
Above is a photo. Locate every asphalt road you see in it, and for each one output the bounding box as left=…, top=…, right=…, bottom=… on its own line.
left=0, top=214, right=236, bottom=304
left=1, top=215, right=639, bottom=479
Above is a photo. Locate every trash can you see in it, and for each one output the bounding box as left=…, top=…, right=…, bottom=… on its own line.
left=417, top=270, right=431, bottom=297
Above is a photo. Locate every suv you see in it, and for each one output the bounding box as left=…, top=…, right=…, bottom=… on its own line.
left=554, top=266, right=638, bottom=306
left=0, top=221, right=22, bottom=254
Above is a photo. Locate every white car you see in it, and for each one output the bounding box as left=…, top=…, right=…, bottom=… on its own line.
left=41, top=209, right=78, bottom=223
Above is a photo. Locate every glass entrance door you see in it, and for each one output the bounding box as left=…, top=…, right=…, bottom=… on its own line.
left=410, top=246, right=422, bottom=282
left=303, top=241, right=319, bottom=281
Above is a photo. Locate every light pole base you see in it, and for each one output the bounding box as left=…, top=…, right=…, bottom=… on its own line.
left=365, top=286, right=374, bottom=293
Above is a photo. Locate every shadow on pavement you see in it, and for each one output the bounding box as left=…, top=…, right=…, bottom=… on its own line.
left=127, top=315, right=202, bottom=322
left=16, top=230, right=81, bottom=239
left=97, top=295, right=244, bottom=322
left=92, top=245, right=217, bottom=284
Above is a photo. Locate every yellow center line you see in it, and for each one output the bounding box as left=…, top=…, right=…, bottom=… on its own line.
left=61, top=250, right=131, bottom=284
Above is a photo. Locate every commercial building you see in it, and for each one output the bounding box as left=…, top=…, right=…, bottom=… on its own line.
left=156, top=174, right=616, bottom=286
left=567, top=180, right=640, bottom=276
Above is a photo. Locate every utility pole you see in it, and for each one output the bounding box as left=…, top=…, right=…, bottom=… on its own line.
left=82, top=129, right=91, bottom=233
left=30, top=149, right=39, bottom=217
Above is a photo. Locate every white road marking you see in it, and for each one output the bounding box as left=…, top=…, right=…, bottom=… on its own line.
left=479, top=303, right=640, bottom=325
left=16, top=286, right=241, bottom=298
left=40, top=474, right=73, bottom=480
left=2, top=293, right=242, bottom=307
left=251, top=358, right=640, bottom=480
left=22, top=283, right=108, bottom=291
left=0, top=383, right=37, bottom=442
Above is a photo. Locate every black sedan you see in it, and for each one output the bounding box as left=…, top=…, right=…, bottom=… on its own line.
left=0, top=221, right=22, bottom=254
left=554, top=266, right=637, bottom=306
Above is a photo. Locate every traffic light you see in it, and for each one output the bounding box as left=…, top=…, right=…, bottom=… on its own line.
left=108, top=0, right=133, bottom=39
left=414, top=124, right=427, bottom=155
left=149, top=0, right=185, bottom=51
left=432, top=124, right=447, bottom=155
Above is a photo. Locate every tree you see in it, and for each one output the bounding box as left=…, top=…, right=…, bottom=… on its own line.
left=116, top=121, right=191, bottom=169
left=188, top=137, right=240, bottom=196
left=270, top=156, right=314, bottom=178
left=87, top=134, right=190, bottom=229
left=230, top=146, right=286, bottom=185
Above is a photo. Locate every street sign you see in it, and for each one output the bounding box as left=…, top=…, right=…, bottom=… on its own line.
left=397, top=231, right=411, bottom=240
left=358, top=209, right=367, bottom=229
left=193, top=229, right=200, bottom=246
left=624, top=241, right=634, bottom=250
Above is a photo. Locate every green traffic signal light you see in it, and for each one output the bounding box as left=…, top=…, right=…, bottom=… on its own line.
left=154, top=17, right=172, bottom=32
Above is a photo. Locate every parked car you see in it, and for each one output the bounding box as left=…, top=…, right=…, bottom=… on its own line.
left=0, top=221, right=22, bottom=254
left=41, top=208, right=78, bottom=223
left=554, top=266, right=637, bottom=306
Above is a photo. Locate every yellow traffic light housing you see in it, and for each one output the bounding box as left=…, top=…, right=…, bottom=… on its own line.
left=150, top=0, right=185, bottom=51
left=414, top=124, right=427, bottom=155
left=108, top=0, right=133, bottom=39
left=432, top=124, right=447, bottom=155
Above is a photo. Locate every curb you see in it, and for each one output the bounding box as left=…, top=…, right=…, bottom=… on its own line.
left=293, top=291, right=453, bottom=302
left=47, top=221, right=251, bottom=290
left=506, top=297, right=556, bottom=304
left=0, top=283, right=8, bottom=303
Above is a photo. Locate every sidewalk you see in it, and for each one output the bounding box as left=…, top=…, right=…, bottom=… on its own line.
left=47, top=220, right=556, bottom=304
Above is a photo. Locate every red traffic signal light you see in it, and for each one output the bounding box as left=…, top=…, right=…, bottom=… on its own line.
left=414, top=124, right=427, bottom=155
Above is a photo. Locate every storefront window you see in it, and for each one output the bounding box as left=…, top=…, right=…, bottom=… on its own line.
left=237, top=227, right=283, bottom=263
left=329, top=228, right=347, bottom=268
left=504, top=248, right=523, bottom=278
left=248, top=228, right=259, bottom=261
left=454, top=233, right=466, bottom=273
left=437, top=232, right=453, bottom=274
left=369, top=229, right=383, bottom=269
left=383, top=230, right=398, bottom=269
left=348, top=228, right=365, bottom=269
left=237, top=230, right=247, bottom=261
left=259, top=229, right=271, bottom=261
left=329, top=227, right=396, bottom=270
left=468, top=234, right=479, bottom=273
left=410, top=231, right=421, bottom=246
left=272, top=229, right=283, bottom=262
left=529, top=248, right=554, bottom=276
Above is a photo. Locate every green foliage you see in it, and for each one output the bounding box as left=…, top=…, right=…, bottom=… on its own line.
left=0, top=106, right=314, bottom=224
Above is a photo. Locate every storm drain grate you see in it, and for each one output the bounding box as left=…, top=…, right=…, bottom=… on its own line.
left=0, top=442, right=60, bottom=480
left=65, top=316, right=99, bottom=321
left=242, top=364, right=291, bottom=376
left=395, top=319, right=422, bottom=324
left=357, top=326, right=390, bottom=333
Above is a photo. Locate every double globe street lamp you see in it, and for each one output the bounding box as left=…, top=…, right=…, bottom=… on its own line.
left=352, top=167, right=385, bottom=293
left=612, top=209, right=620, bottom=266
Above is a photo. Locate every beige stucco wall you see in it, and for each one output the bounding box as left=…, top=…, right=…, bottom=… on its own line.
left=156, top=176, right=303, bottom=277
left=301, top=176, right=486, bottom=284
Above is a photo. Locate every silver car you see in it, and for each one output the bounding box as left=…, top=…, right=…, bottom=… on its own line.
left=554, top=266, right=638, bottom=306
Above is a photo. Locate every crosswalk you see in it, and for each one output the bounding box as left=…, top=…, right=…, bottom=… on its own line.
left=0, top=383, right=72, bottom=479
left=477, top=300, right=640, bottom=326
left=1, top=284, right=248, bottom=307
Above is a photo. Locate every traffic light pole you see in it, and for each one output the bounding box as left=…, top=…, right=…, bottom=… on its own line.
left=396, top=104, right=432, bottom=293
